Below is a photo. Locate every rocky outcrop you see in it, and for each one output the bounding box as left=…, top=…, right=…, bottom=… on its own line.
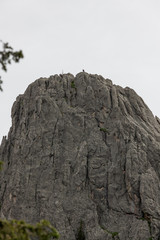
left=1, top=72, right=160, bottom=239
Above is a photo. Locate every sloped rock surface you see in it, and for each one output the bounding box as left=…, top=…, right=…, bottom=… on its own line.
left=1, top=72, right=160, bottom=239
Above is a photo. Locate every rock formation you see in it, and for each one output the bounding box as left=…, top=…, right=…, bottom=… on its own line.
left=1, top=72, right=160, bottom=239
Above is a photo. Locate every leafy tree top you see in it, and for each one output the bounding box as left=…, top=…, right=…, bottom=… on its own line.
left=0, top=40, right=24, bottom=91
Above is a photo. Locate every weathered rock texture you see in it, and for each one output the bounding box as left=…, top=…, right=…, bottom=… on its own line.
left=1, top=72, right=160, bottom=239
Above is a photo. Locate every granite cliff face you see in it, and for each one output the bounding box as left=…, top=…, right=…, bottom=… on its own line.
left=1, top=72, right=160, bottom=239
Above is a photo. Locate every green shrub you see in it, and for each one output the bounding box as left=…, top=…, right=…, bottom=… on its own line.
left=100, top=128, right=108, bottom=133
left=71, top=81, right=75, bottom=88
left=112, top=232, right=118, bottom=237
left=0, top=219, right=59, bottom=240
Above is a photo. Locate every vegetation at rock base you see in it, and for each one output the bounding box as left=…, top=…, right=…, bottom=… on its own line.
left=0, top=40, right=24, bottom=91
left=0, top=219, right=59, bottom=240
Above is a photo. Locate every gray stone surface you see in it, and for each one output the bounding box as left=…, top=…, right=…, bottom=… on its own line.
left=1, top=72, right=160, bottom=239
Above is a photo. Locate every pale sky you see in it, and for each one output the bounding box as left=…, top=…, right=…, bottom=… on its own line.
left=0, top=0, right=160, bottom=141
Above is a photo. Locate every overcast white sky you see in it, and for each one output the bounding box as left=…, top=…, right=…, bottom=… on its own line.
left=0, top=0, right=160, bottom=141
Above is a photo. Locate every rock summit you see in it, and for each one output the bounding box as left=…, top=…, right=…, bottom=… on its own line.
left=1, top=72, right=160, bottom=239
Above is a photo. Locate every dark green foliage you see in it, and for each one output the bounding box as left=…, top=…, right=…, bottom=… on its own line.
left=100, top=128, right=108, bottom=133
left=71, top=81, right=75, bottom=88
left=76, top=221, right=85, bottom=240
left=0, top=41, right=24, bottom=71
left=0, top=161, right=3, bottom=171
left=0, top=40, right=24, bottom=91
left=0, top=219, right=59, bottom=240
left=112, top=232, right=118, bottom=237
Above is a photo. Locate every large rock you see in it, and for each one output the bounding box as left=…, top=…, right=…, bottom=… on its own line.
left=1, top=72, right=160, bottom=239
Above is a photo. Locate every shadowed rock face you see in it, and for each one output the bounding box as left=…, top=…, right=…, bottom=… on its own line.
left=1, top=72, right=160, bottom=239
